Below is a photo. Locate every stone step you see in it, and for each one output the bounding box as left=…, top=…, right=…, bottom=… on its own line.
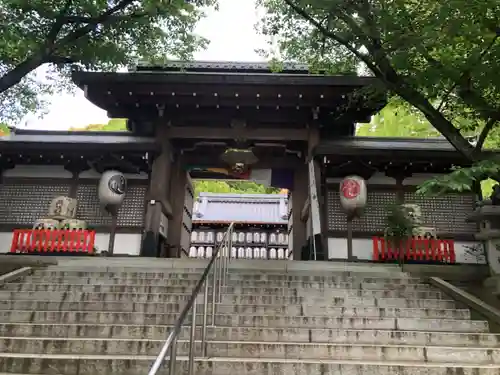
left=0, top=280, right=433, bottom=292
left=2, top=323, right=499, bottom=346
left=42, top=260, right=405, bottom=273
left=0, top=288, right=443, bottom=302
left=0, top=310, right=488, bottom=331
left=2, top=337, right=500, bottom=363
left=1, top=354, right=499, bottom=375
left=0, top=300, right=470, bottom=319
left=0, top=291, right=454, bottom=308
left=0, top=291, right=457, bottom=308
left=23, top=273, right=421, bottom=284
left=33, top=268, right=411, bottom=279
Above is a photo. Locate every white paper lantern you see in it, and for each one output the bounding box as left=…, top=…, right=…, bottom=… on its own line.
left=260, top=232, right=267, bottom=243
left=48, top=196, right=77, bottom=220
left=60, top=219, right=87, bottom=230
left=339, top=175, right=367, bottom=214
left=260, top=248, right=267, bottom=259
left=253, top=232, right=260, bottom=243
left=238, top=232, right=245, bottom=243
left=253, top=248, right=260, bottom=258
left=245, top=247, right=253, bottom=259
left=216, top=232, right=224, bottom=242
left=206, top=231, right=214, bottom=243
left=269, top=248, right=277, bottom=259
left=98, top=170, right=127, bottom=207
left=191, top=231, right=198, bottom=243
left=277, top=248, right=285, bottom=259
left=33, top=218, right=60, bottom=230
left=198, top=232, right=206, bottom=243
left=246, top=232, right=253, bottom=243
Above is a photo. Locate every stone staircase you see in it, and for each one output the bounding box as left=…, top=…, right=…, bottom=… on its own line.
left=0, top=259, right=499, bottom=374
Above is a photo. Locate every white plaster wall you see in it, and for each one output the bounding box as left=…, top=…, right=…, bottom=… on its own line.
left=326, top=172, right=394, bottom=186
left=1, top=165, right=148, bottom=180
left=0, top=232, right=142, bottom=256
left=79, top=169, right=148, bottom=180
left=404, top=173, right=441, bottom=186
left=326, top=173, right=444, bottom=187
left=0, top=232, right=14, bottom=253
left=328, top=237, right=487, bottom=264
left=3, top=165, right=72, bottom=178
left=93, top=233, right=142, bottom=255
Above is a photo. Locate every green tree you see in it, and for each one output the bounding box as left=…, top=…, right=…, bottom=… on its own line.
left=0, top=123, right=10, bottom=136
left=0, top=0, right=215, bottom=124
left=258, top=0, right=500, bottom=191
left=357, top=100, right=440, bottom=138
left=194, top=180, right=281, bottom=197
left=70, top=118, right=128, bottom=131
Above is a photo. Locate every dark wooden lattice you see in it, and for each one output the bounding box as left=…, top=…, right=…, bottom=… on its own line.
left=327, top=186, right=477, bottom=235
left=327, top=189, right=397, bottom=232
left=0, top=182, right=70, bottom=224
left=181, top=175, right=195, bottom=251
left=404, top=191, right=477, bottom=235
left=76, top=183, right=146, bottom=227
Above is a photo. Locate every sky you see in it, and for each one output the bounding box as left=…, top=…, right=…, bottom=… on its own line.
left=23, top=0, right=268, bottom=130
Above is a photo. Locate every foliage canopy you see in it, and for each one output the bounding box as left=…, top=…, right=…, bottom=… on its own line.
left=0, top=0, right=215, bottom=124
left=258, top=0, right=500, bottom=194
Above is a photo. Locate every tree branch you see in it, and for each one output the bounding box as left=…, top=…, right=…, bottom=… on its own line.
left=475, top=118, right=498, bottom=151
left=55, top=0, right=137, bottom=47
left=0, top=0, right=136, bottom=95
left=282, top=0, right=384, bottom=77
left=61, top=12, right=150, bottom=25
left=438, top=34, right=499, bottom=112
left=45, top=0, right=74, bottom=47
left=282, top=0, right=479, bottom=161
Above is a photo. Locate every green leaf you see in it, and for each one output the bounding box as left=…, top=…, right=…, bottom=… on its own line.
left=0, top=0, right=217, bottom=124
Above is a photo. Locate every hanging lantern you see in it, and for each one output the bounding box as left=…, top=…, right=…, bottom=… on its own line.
left=220, top=148, right=258, bottom=173
left=98, top=170, right=127, bottom=208
left=339, top=175, right=367, bottom=217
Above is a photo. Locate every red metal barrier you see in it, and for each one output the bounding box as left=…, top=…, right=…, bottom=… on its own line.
left=372, top=236, right=455, bottom=264
left=10, top=229, right=96, bottom=254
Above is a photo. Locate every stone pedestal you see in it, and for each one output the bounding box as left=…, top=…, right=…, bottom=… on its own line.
left=467, top=206, right=500, bottom=294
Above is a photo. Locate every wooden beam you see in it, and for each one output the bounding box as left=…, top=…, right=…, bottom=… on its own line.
left=166, top=126, right=309, bottom=141
left=179, top=154, right=303, bottom=169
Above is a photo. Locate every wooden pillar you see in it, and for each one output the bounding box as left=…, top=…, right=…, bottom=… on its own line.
left=167, top=157, right=187, bottom=257
left=312, top=159, right=327, bottom=261
left=64, top=160, right=89, bottom=199
left=141, top=125, right=173, bottom=257
left=386, top=168, right=411, bottom=204
left=292, top=164, right=308, bottom=260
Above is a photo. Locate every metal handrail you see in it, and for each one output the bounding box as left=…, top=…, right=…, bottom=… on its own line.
left=148, top=222, right=234, bottom=375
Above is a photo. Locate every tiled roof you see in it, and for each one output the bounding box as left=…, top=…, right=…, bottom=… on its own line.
left=135, top=60, right=311, bottom=73
left=193, top=192, right=288, bottom=225
left=0, top=129, right=158, bottom=152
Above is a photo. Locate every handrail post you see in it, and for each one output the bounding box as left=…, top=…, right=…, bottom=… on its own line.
left=148, top=222, right=235, bottom=375
left=168, top=337, right=177, bottom=375
left=201, top=277, right=209, bottom=356
left=217, top=236, right=224, bottom=303
left=188, top=299, right=197, bottom=375
left=211, top=249, right=218, bottom=326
